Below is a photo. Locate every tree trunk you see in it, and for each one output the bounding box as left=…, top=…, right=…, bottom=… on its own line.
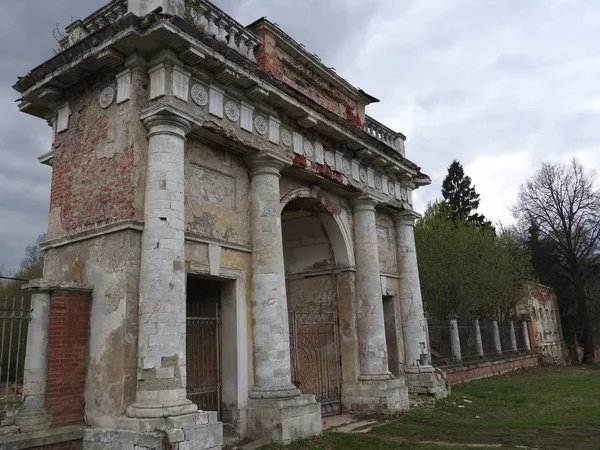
left=575, top=278, right=595, bottom=363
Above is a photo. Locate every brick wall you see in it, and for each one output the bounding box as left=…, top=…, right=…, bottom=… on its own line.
left=445, top=355, right=538, bottom=384
left=48, top=79, right=140, bottom=239
left=254, top=30, right=367, bottom=128
left=47, top=290, right=91, bottom=427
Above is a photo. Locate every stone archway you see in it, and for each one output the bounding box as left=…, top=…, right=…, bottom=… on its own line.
left=280, top=188, right=357, bottom=417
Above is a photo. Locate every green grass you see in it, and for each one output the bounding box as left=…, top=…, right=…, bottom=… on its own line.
left=374, top=366, right=600, bottom=449
left=262, top=432, right=489, bottom=449
left=259, top=366, right=600, bottom=449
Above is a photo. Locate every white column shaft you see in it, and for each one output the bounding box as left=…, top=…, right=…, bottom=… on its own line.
left=128, top=114, right=196, bottom=418
left=354, top=197, right=392, bottom=380
left=449, top=318, right=461, bottom=362
left=394, top=212, right=432, bottom=372
left=248, top=155, right=299, bottom=399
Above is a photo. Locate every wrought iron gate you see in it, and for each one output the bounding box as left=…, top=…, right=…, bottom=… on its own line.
left=289, top=310, right=341, bottom=417
left=186, top=299, right=221, bottom=414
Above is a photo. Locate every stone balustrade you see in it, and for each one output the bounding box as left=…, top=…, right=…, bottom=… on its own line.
left=62, top=0, right=260, bottom=65
left=185, top=0, right=260, bottom=63
left=65, top=0, right=128, bottom=47
left=365, top=116, right=405, bottom=154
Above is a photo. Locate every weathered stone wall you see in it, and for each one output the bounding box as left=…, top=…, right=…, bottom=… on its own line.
left=376, top=212, right=398, bottom=275
left=515, top=283, right=562, bottom=346
left=252, top=27, right=367, bottom=127
left=43, top=231, right=140, bottom=429
left=47, top=70, right=148, bottom=240
left=185, top=139, right=251, bottom=246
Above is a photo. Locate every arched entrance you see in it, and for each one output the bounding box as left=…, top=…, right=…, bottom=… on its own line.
left=281, top=192, right=352, bottom=417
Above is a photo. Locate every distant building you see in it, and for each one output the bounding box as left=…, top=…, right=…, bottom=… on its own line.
left=515, top=282, right=567, bottom=362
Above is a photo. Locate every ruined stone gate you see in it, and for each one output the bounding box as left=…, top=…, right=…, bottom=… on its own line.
left=7, top=0, right=447, bottom=448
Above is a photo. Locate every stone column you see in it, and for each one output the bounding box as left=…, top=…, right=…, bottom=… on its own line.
left=509, top=320, right=518, bottom=353
left=423, top=314, right=432, bottom=365
left=449, top=316, right=461, bottom=362
left=127, top=113, right=197, bottom=419
left=353, top=196, right=392, bottom=380
left=492, top=320, right=502, bottom=355
left=14, top=281, right=52, bottom=432
left=522, top=319, right=531, bottom=351
left=474, top=319, right=484, bottom=358
left=248, top=153, right=300, bottom=399
left=393, top=211, right=432, bottom=373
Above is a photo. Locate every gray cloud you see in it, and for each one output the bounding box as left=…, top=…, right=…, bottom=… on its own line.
left=2, top=0, right=600, bottom=269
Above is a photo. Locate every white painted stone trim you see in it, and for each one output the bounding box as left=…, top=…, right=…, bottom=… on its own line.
left=56, top=103, right=70, bottom=133
left=314, top=142, right=324, bottom=165
left=240, top=101, right=254, bottom=132
left=148, top=63, right=167, bottom=99
left=173, top=66, right=191, bottom=102
left=268, top=116, right=280, bottom=144
left=116, top=69, right=132, bottom=104
left=209, top=85, right=225, bottom=118
left=293, top=132, right=303, bottom=155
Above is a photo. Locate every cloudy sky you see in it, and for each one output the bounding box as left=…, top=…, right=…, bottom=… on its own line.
left=1, top=0, right=599, bottom=270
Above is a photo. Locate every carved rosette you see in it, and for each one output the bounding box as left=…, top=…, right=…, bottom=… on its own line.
left=280, top=129, right=292, bottom=147
left=374, top=175, right=382, bottom=190
left=224, top=101, right=240, bottom=122
left=254, top=115, right=268, bottom=135
left=342, top=159, right=351, bottom=175
left=191, top=84, right=209, bottom=106
left=388, top=183, right=396, bottom=196
left=303, top=140, right=314, bottom=158
left=99, top=87, right=115, bottom=109
left=324, top=151, right=335, bottom=167
left=359, top=168, right=368, bottom=183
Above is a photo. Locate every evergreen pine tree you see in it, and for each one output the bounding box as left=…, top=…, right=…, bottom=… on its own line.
left=441, top=159, right=491, bottom=227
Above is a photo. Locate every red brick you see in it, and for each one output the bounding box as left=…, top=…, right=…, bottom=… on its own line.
left=46, top=291, right=91, bottom=427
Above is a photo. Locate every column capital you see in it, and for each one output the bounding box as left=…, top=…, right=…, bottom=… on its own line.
left=247, top=151, right=291, bottom=177
left=393, top=209, right=421, bottom=226
left=142, top=113, right=192, bottom=139
left=351, top=194, right=378, bottom=212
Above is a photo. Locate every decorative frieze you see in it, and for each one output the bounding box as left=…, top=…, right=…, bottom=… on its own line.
left=324, top=151, right=335, bottom=168
left=293, top=132, right=303, bottom=155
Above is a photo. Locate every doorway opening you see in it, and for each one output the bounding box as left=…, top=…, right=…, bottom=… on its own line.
left=186, top=277, right=221, bottom=415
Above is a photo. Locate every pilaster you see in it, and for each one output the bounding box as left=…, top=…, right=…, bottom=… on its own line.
left=14, top=280, right=52, bottom=433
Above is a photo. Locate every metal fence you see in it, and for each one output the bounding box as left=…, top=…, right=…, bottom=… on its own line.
left=498, top=324, right=514, bottom=354
left=428, top=325, right=453, bottom=364
left=458, top=325, right=479, bottom=360
left=428, top=318, right=531, bottom=367
left=480, top=322, right=498, bottom=356
left=0, top=296, right=30, bottom=413
left=514, top=321, right=528, bottom=352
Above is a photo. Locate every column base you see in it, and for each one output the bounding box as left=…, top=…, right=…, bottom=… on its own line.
left=246, top=394, right=321, bottom=444
left=342, top=377, right=409, bottom=413
left=406, top=366, right=449, bottom=399
left=14, top=408, right=52, bottom=433
left=125, top=399, right=198, bottom=418
left=83, top=411, right=223, bottom=450
left=249, top=385, right=301, bottom=399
